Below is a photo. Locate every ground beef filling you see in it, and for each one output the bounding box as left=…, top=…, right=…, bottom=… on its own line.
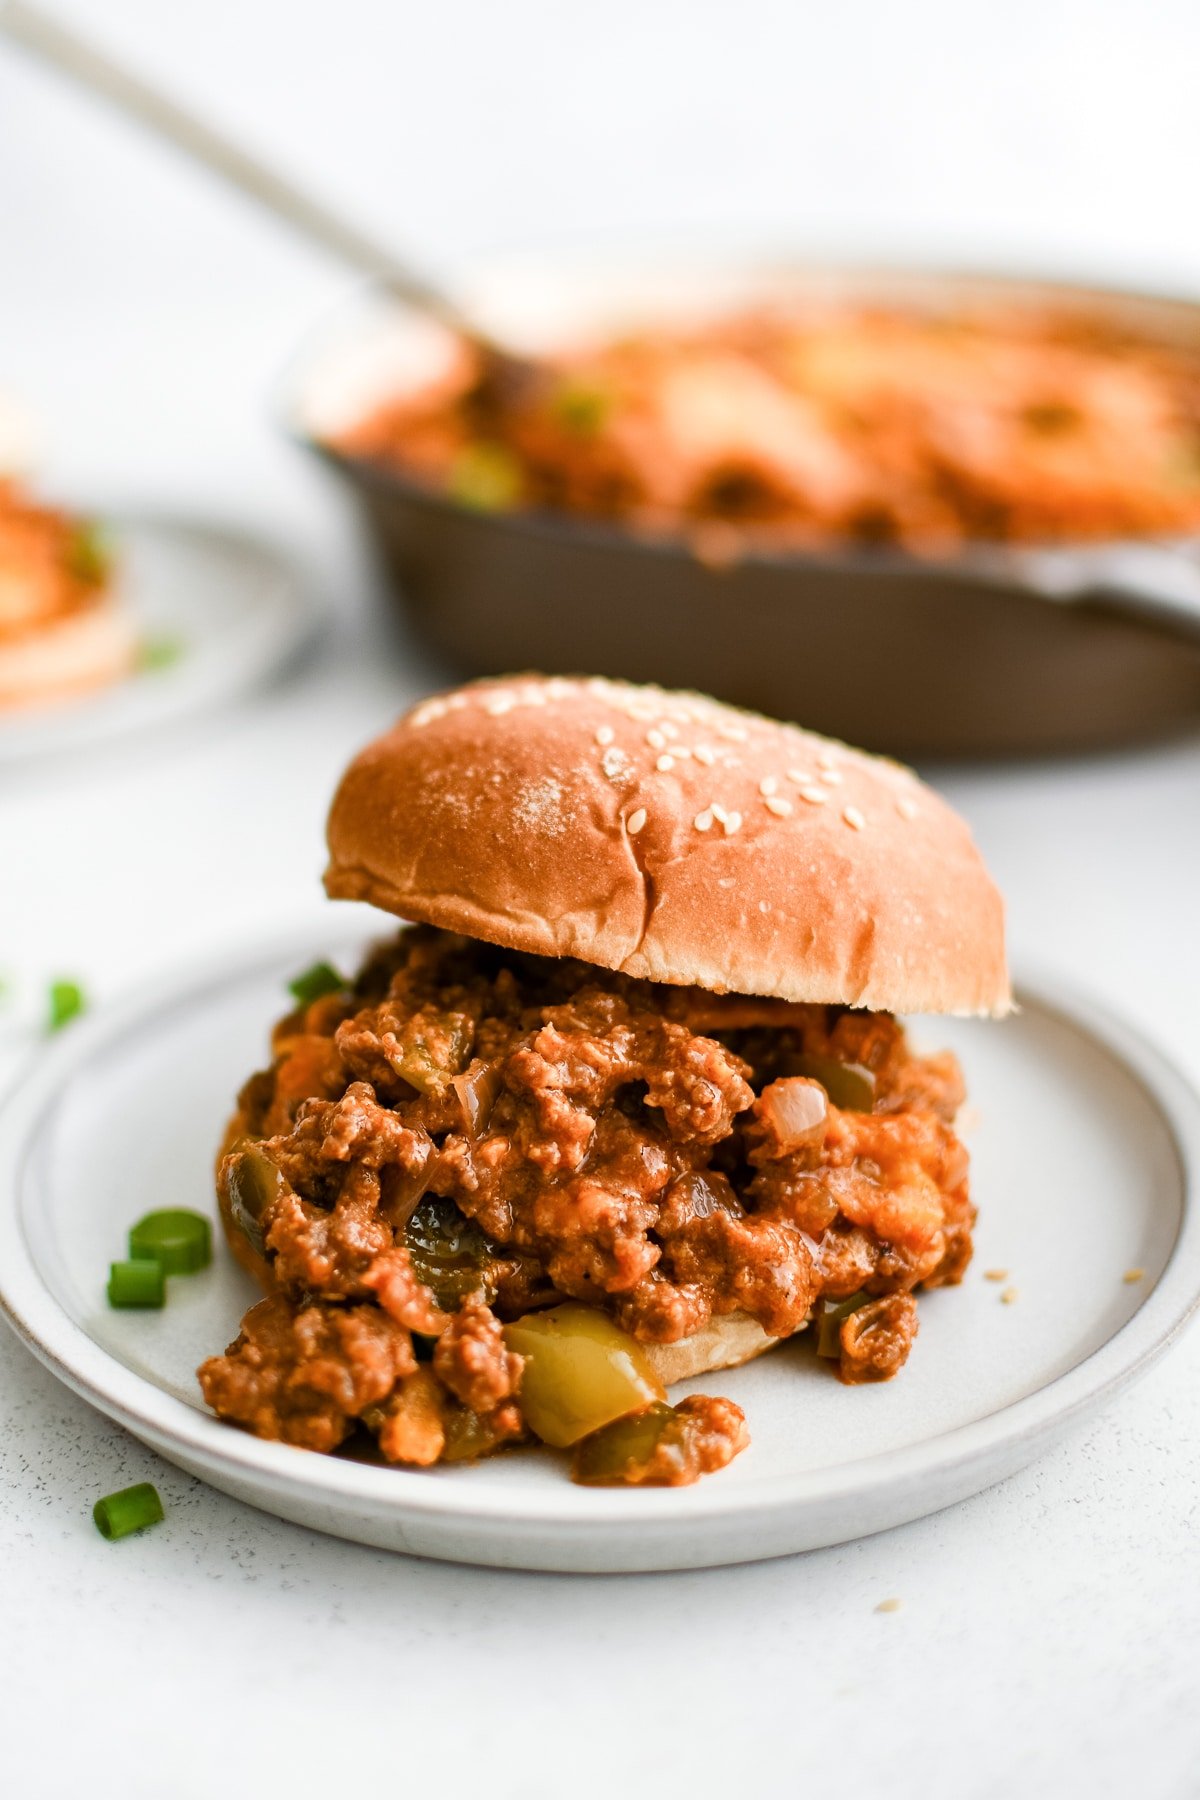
left=199, top=927, right=973, bottom=1485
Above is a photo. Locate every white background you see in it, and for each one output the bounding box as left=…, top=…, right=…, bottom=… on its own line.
left=2, top=4, right=1199, bottom=1796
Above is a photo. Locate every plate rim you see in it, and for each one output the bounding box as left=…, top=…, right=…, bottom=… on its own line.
left=1, top=925, right=1198, bottom=1533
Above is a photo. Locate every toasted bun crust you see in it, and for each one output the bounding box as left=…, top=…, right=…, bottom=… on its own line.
left=0, top=590, right=137, bottom=711
left=325, top=676, right=1010, bottom=1015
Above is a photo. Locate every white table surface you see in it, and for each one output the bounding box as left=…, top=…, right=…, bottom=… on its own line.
left=2, top=3, right=1200, bottom=1795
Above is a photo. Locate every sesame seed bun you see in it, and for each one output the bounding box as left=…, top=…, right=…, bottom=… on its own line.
left=326, top=676, right=1009, bottom=1016
left=0, top=588, right=137, bottom=711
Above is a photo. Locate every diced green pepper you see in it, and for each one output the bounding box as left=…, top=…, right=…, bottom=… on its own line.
left=405, top=1197, right=495, bottom=1309
left=503, top=1304, right=665, bottom=1448
left=225, top=1145, right=287, bottom=1257
left=816, top=1290, right=872, bottom=1358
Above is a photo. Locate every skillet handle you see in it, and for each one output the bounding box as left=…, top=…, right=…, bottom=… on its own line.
left=1012, top=543, right=1200, bottom=650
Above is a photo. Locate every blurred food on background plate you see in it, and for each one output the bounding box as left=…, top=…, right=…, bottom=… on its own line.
left=0, top=471, right=135, bottom=713
left=333, top=300, right=1200, bottom=552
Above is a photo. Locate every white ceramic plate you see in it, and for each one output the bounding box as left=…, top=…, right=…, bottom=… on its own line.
left=0, top=513, right=321, bottom=767
left=1, top=929, right=1197, bottom=1572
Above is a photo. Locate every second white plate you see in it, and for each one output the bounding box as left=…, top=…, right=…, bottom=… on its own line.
left=0, top=930, right=1197, bottom=1571
left=0, top=512, right=322, bottom=767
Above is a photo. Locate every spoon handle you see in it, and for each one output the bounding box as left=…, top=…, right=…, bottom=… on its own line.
left=1, top=0, right=473, bottom=337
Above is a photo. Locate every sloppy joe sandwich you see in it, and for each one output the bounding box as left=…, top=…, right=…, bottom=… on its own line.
left=200, top=676, right=1009, bottom=1487
left=0, top=478, right=135, bottom=712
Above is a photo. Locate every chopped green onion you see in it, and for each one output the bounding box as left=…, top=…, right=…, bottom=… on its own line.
left=138, top=634, right=185, bottom=672
left=817, top=1291, right=872, bottom=1359
left=287, top=960, right=346, bottom=1007
left=92, top=1482, right=164, bottom=1540
left=129, top=1209, right=212, bottom=1275
left=47, top=979, right=86, bottom=1032
left=107, top=1259, right=166, bottom=1309
left=447, top=442, right=522, bottom=513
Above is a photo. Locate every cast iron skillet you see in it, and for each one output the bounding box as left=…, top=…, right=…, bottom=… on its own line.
left=287, top=258, right=1200, bottom=758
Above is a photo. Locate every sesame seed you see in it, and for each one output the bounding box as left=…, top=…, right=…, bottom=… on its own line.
left=719, top=726, right=749, bottom=742
left=627, top=808, right=647, bottom=836
left=843, top=806, right=866, bottom=831
left=765, top=795, right=793, bottom=817
left=694, top=745, right=717, bottom=767
left=660, top=722, right=680, bottom=739
left=647, top=729, right=667, bottom=750
left=1000, top=1286, right=1019, bottom=1305
left=897, top=797, right=919, bottom=820
left=694, top=809, right=714, bottom=832
left=875, top=1598, right=903, bottom=1615
left=710, top=802, right=728, bottom=824
left=799, top=787, right=828, bottom=806
left=786, top=768, right=812, bottom=785
left=819, top=769, right=844, bottom=786
left=656, top=754, right=676, bottom=772
left=722, top=811, right=743, bottom=834
left=595, top=724, right=615, bottom=746
left=1123, top=1267, right=1146, bottom=1284
left=983, top=1269, right=1009, bottom=1282
left=759, top=775, right=779, bottom=797
left=817, top=750, right=836, bottom=769
left=673, top=745, right=692, bottom=759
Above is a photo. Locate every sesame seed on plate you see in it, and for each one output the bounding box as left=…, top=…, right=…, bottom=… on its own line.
left=799, top=787, right=829, bottom=806
left=984, top=1269, right=1009, bottom=1282
left=595, top=724, right=615, bottom=746
left=843, top=806, right=866, bottom=830
left=765, top=795, right=793, bottom=817
left=694, top=809, right=714, bottom=832
left=1000, top=1286, right=1019, bottom=1305
left=875, top=1598, right=903, bottom=1615
left=656, top=754, right=676, bottom=772
left=1123, top=1267, right=1146, bottom=1283
left=759, top=775, right=779, bottom=797
left=627, top=808, right=647, bottom=836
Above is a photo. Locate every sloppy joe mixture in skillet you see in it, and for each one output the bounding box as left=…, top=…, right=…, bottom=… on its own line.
left=200, top=926, right=971, bottom=1487
left=335, top=302, right=1200, bottom=550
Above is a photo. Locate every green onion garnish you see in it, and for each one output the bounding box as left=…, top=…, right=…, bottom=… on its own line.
left=47, top=979, right=86, bottom=1032
left=92, top=1482, right=164, bottom=1540
left=287, top=960, right=345, bottom=1007
left=138, top=634, right=185, bottom=672
left=107, top=1259, right=166, bottom=1309
left=128, top=1209, right=212, bottom=1276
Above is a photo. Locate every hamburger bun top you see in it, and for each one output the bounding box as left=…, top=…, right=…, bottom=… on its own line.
left=325, top=675, right=1010, bottom=1016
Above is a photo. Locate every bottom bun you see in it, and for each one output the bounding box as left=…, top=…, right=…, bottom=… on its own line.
left=0, top=592, right=137, bottom=711
left=641, top=1314, right=789, bottom=1384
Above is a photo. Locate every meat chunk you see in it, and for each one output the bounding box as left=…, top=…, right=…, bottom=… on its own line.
left=197, top=1294, right=416, bottom=1451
